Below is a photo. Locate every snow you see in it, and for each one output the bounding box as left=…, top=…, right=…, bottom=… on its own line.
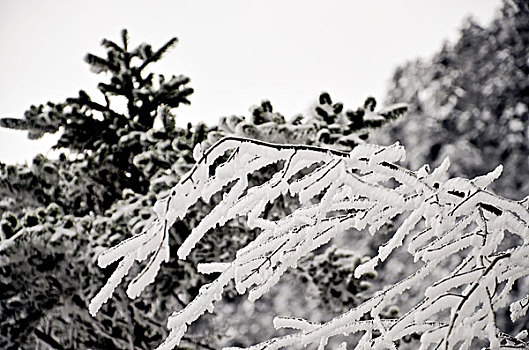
left=90, top=136, right=529, bottom=349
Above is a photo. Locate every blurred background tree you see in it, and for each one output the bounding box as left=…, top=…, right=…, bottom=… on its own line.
left=375, top=0, right=529, bottom=200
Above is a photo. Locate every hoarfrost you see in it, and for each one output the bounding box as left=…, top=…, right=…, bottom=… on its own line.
left=90, top=137, right=529, bottom=349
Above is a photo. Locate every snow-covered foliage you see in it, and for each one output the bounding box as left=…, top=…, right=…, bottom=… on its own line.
left=213, top=95, right=406, bottom=151
left=91, top=136, right=529, bottom=349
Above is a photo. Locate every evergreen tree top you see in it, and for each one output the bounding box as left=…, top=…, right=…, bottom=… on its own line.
left=0, top=29, right=193, bottom=153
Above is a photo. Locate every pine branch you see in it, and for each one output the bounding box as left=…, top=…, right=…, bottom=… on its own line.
left=138, top=37, right=178, bottom=72
left=121, top=29, right=129, bottom=51
left=84, top=53, right=120, bottom=73
left=100, top=38, right=124, bottom=53
left=0, top=117, right=29, bottom=130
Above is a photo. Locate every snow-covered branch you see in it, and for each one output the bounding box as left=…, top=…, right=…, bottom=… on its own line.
left=90, top=136, right=529, bottom=349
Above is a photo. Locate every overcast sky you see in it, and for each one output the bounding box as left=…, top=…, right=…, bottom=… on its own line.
left=0, top=0, right=501, bottom=163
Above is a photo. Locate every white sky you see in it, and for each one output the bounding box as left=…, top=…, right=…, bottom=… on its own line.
left=0, top=0, right=501, bottom=164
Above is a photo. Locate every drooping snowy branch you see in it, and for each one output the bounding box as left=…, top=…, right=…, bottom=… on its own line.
left=90, top=136, right=529, bottom=350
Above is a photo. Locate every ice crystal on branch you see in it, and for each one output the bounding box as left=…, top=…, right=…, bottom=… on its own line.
left=91, top=136, right=529, bottom=350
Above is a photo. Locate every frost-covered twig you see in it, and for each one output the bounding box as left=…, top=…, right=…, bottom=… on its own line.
left=90, top=136, right=529, bottom=349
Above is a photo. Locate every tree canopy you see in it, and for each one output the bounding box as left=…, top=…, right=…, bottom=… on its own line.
left=378, top=0, right=529, bottom=200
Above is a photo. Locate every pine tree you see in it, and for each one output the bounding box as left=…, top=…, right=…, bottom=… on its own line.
left=0, top=29, right=193, bottom=214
